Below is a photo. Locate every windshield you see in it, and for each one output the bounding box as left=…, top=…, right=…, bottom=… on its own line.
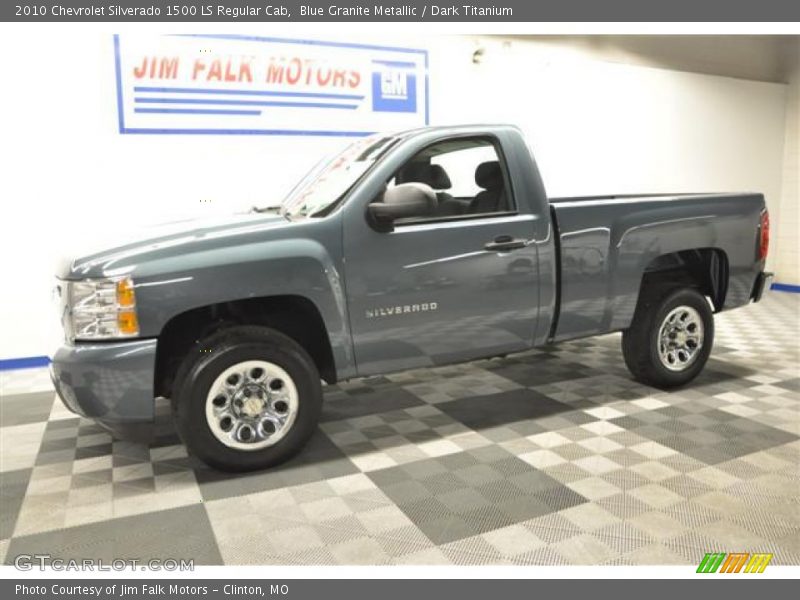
left=280, top=134, right=398, bottom=218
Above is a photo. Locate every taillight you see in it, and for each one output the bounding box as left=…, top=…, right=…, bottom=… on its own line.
left=758, top=210, right=770, bottom=260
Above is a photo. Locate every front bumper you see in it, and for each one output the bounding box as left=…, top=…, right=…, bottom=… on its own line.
left=50, top=338, right=158, bottom=440
left=752, top=271, right=774, bottom=303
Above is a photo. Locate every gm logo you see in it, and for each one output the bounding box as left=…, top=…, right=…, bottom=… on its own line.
left=696, top=552, right=773, bottom=573
left=372, top=60, right=417, bottom=113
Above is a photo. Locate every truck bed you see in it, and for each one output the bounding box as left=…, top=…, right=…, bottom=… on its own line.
left=548, top=192, right=766, bottom=342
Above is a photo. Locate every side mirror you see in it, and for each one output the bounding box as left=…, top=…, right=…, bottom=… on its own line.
left=367, top=183, right=437, bottom=233
left=367, top=202, right=400, bottom=232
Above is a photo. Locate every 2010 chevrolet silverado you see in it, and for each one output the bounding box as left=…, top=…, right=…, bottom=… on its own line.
left=52, top=125, right=773, bottom=471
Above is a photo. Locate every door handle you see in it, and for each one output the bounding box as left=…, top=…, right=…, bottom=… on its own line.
left=484, top=235, right=529, bottom=252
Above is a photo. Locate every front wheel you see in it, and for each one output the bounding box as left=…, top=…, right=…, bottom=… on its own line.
left=172, top=326, right=322, bottom=472
left=622, top=286, right=714, bottom=388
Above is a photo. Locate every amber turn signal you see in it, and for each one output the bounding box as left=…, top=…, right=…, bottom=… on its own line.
left=117, top=310, right=139, bottom=336
left=116, top=277, right=136, bottom=307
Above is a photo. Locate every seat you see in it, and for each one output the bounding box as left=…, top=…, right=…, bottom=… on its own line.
left=469, top=161, right=507, bottom=214
left=426, top=165, right=464, bottom=216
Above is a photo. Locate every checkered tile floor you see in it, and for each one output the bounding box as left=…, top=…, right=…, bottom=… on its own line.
left=1, top=293, right=798, bottom=566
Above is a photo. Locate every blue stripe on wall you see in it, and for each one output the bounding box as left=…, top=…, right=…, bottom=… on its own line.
left=134, top=86, right=365, bottom=100
left=0, top=356, right=50, bottom=371
left=134, top=108, right=262, bottom=116
left=771, top=282, right=800, bottom=293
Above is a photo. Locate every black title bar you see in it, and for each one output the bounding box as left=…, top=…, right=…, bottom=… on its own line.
left=3, top=578, right=796, bottom=600
left=3, top=0, right=800, bottom=22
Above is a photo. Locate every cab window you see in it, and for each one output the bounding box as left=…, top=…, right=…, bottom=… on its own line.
left=386, top=137, right=514, bottom=223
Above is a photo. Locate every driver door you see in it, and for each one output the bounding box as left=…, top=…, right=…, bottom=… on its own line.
left=342, top=136, right=540, bottom=376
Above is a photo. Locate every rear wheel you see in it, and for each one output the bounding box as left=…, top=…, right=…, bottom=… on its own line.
left=622, top=286, right=714, bottom=388
left=172, top=326, right=322, bottom=472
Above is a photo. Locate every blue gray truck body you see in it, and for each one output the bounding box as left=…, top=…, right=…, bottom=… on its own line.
left=51, top=125, right=772, bottom=439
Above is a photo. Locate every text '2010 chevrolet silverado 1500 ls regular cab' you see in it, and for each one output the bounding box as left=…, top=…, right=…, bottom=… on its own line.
left=52, top=125, right=773, bottom=471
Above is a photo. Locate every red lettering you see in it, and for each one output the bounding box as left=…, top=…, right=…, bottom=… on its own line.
left=133, top=56, right=148, bottom=79
left=208, top=59, right=223, bottom=81
left=133, top=56, right=179, bottom=79
left=285, top=58, right=302, bottom=85
left=192, top=59, right=206, bottom=80
left=332, top=69, right=346, bottom=87
left=266, top=59, right=284, bottom=83
left=348, top=71, right=361, bottom=88
left=239, top=57, right=253, bottom=83
left=224, top=59, right=238, bottom=82
left=159, top=57, right=179, bottom=79
left=316, top=67, right=332, bottom=86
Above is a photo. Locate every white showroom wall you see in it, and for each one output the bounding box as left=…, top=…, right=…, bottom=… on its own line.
left=0, top=28, right=792, bottom=361
left=775, top=37, right=799, bottom=288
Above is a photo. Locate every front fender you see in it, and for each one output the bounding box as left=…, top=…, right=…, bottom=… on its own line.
left=131, top=236, right=353, bottom=378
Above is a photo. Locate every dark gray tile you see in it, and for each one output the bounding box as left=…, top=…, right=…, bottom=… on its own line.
left=485, top=359, right=599, bottom=387
left=0, top=392, right=55, bottom=427
left=680, top=429, right=726, bottom=446
left=530, top=486, right=588, bottom=511
left=600, top=469, right=650, bottom=491
left=437, top=389, right=571, bottom=431
left=634, top=411, right=673, bottom=425
left=321, top=387, right=424, bottom=422
left=773, top=378, right=800, bottom=393
left=401, top=458, right=450, bottom=480
left=35, top=448, right=77, bottom=466
left=559, top=411, right=598, bottom=426
left=6, top=504, right=221, bottom=565
left=611, top=406, right=798, bottom=465
left=694, top=363, right=761, bottom=385
left=78, top=422, right=107, bottom=436
left=368, top=447, right=586, bottom=545
left=38, top=436, right=79, bottom=454
left=45, top=418, right=81, bottom=431
left=0, top=469, right=31, bottom=539
left=507, top=420, right=549, bottom=436
left=73, top=444, right=113, bottom=460
left=195, top=430, right=358, bottom=501
left=73, top=470, right=113, bottom=487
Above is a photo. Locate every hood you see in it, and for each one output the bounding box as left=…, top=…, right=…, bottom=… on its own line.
left=58, top=210, right=291, bottom=279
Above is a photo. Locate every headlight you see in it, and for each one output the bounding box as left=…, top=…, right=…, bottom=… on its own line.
left=67, top=276, right=139, bottom=340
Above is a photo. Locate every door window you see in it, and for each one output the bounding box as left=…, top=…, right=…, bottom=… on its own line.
left=386, top=137, right=515, bottom=224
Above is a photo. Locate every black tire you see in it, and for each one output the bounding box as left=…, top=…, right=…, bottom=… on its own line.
left=171, top=326, right=322, bottom=472
left=622, top=286, right=714, bottom=388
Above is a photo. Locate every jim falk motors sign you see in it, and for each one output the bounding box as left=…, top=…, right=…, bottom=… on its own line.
left=113, top=34, right=429, bottom=135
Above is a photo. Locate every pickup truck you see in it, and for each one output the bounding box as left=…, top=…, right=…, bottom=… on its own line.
left=52, top=125, right=773, bottom=471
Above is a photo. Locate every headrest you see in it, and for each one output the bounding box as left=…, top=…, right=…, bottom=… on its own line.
left=397, top=163, right=452, bottom=190
left=475, top=161, right=503, bottom=190
left=427, top=164, right=452, bottom=190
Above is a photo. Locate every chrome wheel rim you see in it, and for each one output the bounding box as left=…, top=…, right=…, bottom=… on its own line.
left=657, top=305, right=704, bottom=372
left=205, top=360, right=298, bottom=451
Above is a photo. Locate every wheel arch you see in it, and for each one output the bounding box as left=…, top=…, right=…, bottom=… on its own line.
left=154, top=294, right=338, bottom=398
left=639, top=247, right=729, bottom=312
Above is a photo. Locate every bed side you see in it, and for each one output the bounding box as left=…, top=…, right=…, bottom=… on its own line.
left=551, top=193, right=766, bottom=342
